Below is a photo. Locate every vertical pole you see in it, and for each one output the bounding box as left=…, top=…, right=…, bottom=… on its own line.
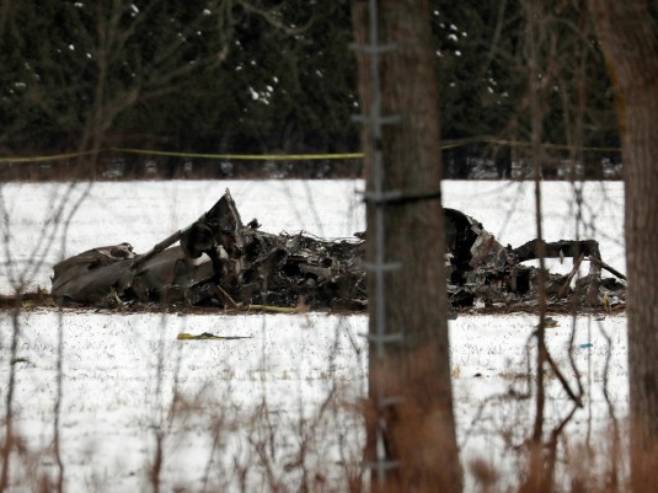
left=367, top=4, right=387, bottom=360
left=352, top=1, right=462, bottom=489
left=358, top=0, right=404, bottom=486
left=367, top=0, right=389, bottom=485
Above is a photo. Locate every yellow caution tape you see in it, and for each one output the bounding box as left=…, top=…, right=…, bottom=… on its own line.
left=0, top=138, right=621, bottom=166
left=0, top=150, right=98, bottom=164
left=111, top=147, right=364, bottom=161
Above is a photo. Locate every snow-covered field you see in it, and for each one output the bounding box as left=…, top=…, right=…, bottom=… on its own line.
left=1, top=311, right=628, bottom=492
left=0, top=180, right=627, bottom=491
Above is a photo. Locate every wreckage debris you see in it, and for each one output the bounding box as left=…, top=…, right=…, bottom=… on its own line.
left=51, top=189, right=626, bottom=312
left=52, top=190, right=367, bottom=311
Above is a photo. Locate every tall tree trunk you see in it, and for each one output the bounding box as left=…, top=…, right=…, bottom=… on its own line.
left=588, top=1, right=658, bottom=489
left=352, top=1, right=462, bottom=491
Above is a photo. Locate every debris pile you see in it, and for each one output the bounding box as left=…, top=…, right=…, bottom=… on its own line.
left=51, top=189, right=626, bottom=312
left=52, top=190, right=366, bottom=310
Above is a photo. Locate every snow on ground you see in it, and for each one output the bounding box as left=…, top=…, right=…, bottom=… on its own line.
left=0, top=311, right=628, bottom=492
left=0, top=179, right=627, bottom=491
left=0, top=179, right=624, bottom=294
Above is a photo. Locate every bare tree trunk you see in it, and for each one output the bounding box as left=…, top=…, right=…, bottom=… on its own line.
left=352, top=1, right=462, bottom=491
left=588, top=1, right=658, bottom=489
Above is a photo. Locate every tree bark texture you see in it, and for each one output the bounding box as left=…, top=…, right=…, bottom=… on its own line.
left=589, top=1, right=658, bottom=488
left=352, top=1, right=462, bottom=491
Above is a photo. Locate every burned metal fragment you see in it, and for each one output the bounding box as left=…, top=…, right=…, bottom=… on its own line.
left=51, top=189, right=625, bottom=312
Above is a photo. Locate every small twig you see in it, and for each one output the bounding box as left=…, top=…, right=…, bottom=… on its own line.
left=543, top=347, right=584, bottom=408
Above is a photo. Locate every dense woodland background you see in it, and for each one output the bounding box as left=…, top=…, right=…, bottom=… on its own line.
left=0, top=0, right=633, bottom=180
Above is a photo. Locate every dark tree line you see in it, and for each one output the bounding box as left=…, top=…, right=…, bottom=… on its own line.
left=0, top=0, right=621, bottom=178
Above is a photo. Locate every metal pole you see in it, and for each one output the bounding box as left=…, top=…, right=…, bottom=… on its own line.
left=353, top=0, right=403, bottom=485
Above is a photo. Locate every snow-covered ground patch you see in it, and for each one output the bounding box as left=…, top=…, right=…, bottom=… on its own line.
left=0, top=311, right=627, bottom=491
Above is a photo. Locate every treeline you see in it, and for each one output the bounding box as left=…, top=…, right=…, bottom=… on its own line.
left=0, top=0, right=621, bottom=179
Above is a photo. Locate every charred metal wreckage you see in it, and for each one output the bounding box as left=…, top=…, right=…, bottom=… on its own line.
left=51, top=189, right=626, bottom=312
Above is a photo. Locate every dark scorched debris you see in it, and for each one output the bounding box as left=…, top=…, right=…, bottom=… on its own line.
left=51, top=189, right=626, bottom=312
